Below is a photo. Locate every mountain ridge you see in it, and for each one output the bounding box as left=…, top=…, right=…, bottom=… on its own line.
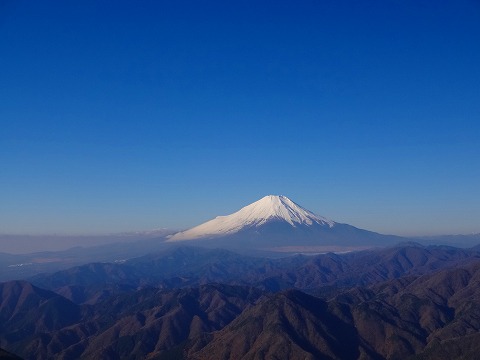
left=2, top=244, right=480, bottom=359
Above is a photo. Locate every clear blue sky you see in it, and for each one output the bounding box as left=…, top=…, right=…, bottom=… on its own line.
left=1, top=0, right=479, bottom=236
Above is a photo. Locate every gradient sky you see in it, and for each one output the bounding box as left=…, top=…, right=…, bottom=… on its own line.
left=1, top=0, right=479, bottom=237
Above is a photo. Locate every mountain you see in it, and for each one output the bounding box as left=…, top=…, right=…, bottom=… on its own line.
left=188, top=289, right=370, bottom=360
left=0, top=281, right=82, bottom=358
left=2, top=245, right=480, bottom=359
left=0, top=282, right=263, bottom=360
left=167, top=195, right=405, bottom=251
left=29, top=247, right=268, bottom=303
left=169, top=195, right=335, bottom=240
left=189, top=260, right=480, bottom=360
left=29, top=244, right=480, bottom=304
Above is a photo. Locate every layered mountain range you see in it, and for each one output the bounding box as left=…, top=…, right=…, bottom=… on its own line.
left=1, top=244, right=480, bottom=359
left=2, top=195, right=476, bottom=284
left=1, top=196, right=479, bottom=359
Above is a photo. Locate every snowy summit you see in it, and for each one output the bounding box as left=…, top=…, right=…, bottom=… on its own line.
left=167, top=195, right=335, bottom=241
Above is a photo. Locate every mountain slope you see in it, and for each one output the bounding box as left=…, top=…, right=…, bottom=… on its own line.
left=167, top=195, right=403, bottom=249
left=0, top=283, right=263, bottom=360
left=168, top=195, right=335, bottom=241
left=0, top=281, right=82, bottom=357
left=189, top=259, right=480, bottom=360
left=188, top=290, right=372, bottom=360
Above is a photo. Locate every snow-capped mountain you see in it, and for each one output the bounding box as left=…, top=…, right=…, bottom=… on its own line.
left=168, top=195, right=335, bottom=241
left=166, top=195, right=402, bottom=249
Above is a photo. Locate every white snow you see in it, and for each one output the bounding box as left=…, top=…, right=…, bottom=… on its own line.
left=167, top=195, right=335, bottom=241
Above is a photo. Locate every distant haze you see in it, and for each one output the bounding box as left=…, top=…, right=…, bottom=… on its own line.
left=0, top=230, right=173, bottom=254
left=2, top=195, right=479, bottom=254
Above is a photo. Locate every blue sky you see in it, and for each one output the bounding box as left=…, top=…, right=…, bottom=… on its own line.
left=1, top=0, right=479, bottom=236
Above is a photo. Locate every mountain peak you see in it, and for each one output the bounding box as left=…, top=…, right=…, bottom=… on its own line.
left=242, top=195, right=332, bottom=227
left=167, top=195, right=335, bottom=242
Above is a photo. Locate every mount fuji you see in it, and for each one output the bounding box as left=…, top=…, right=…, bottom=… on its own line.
left=167, top=195, right=403, bottom=252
